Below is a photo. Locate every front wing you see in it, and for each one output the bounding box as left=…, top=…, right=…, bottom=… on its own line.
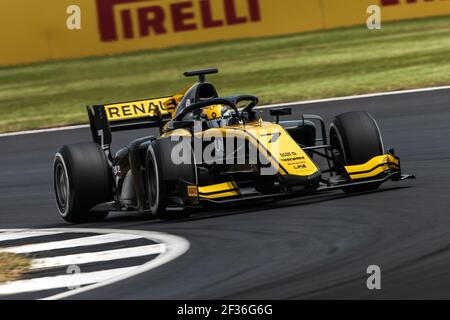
left=194, top=152, right=414, bottom=205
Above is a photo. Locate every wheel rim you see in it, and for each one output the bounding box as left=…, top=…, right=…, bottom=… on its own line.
left=55, top=161, right=69, bottom=213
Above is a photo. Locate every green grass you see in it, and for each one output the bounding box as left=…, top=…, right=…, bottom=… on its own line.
left=1, top=15, right=450, bottom=132
left=0, top=252, right=31, bottom=283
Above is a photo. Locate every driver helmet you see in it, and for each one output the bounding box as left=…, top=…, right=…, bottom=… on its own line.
left=200, top=105, right=233, bottom=128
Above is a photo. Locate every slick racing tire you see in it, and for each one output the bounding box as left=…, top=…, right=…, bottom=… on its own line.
left=53, top=143, right=111, bottom=223
left=146, top=140, right=191, bottom=220
left=330, top=111, right=385, bottom=193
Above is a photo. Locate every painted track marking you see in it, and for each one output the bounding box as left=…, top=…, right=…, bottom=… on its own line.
left=3, top=233, right=142, bottom=254
left=0, top=228, right=190, bottom=300
left=0, top=267, right=137, bottom=295
left=0, top=230, right=65, bottom=242
left=31, top=244, right=166, bottom=269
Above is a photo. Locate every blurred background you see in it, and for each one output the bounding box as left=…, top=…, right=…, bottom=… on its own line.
left=0, top=0, right=449, bottom=132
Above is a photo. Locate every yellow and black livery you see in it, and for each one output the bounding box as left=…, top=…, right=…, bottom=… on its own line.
left=53, top=68, right=414, bottom=223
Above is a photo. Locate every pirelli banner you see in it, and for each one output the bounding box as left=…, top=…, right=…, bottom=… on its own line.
left=2, top=0, right=450, bottom=66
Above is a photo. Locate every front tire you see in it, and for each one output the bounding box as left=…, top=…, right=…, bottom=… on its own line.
left=330, top=111, right=385, bottom=193
left=146, top=141, right=191, bottom=220
left=53, top=143, right=111, bottom=223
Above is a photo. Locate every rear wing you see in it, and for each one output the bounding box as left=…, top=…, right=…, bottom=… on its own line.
left=87, top=96, right=179, bottom=149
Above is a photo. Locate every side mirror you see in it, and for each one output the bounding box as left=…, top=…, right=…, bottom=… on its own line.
left=270, top=108, right=292, bottom=123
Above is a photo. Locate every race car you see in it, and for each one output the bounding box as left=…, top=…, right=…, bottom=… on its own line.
left=53, top=68, right=414, bottom=223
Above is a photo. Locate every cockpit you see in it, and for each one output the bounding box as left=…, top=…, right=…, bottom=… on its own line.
left=173, top=80, right=237, bottom=127
left=169, top=69, right=260, bottom=130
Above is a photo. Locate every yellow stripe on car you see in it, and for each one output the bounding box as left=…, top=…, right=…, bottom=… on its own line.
left=198, top=191, right=240, bottom=199
left=198, top=182, right=240, bottom=199
left=345, top=155, right=400, bottom=180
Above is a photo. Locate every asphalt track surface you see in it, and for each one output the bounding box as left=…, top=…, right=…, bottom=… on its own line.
left=1, top=88, right=449, bottom=299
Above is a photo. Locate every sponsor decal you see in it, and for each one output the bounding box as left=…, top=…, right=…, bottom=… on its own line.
left=96, top=0, right=261, bottom=42
left=104, top=97, right=174, bottom=121
left=280, top=151, right=307, bottom=169
left=187, top=186, right=199, bottom=197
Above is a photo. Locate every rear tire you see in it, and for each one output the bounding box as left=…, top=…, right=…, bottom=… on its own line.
left=53, top=143, right=111, bottom=223
left=330, top=111, right=385, bottom=193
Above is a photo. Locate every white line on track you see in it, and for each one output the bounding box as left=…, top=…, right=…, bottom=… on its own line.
left=0, top=124, right=89, bottom=138
left=31, top=244, right=166, bottom=270
left=0, top=267, right=137, bottom=295
left=0, top=230, right=65, bottom=242
left=1, top=85, right=449, bottom=138
left=2, top=233, right=142, bottom=254
left=255, top=85, right=450, bottom=109
left=0, top=228, right=190, bottom=300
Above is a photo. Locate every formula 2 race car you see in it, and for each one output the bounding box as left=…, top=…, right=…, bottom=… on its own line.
left=53, top=68, right=414, bottom=223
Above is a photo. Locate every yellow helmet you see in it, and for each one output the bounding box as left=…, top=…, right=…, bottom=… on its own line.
left=201, top=105, right=225, bottom=121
